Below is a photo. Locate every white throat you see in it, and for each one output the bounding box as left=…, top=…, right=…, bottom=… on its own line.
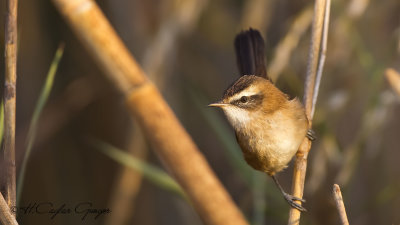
left=221, top=106, right=251, bottom=128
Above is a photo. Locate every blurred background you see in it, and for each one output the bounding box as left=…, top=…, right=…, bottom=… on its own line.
left=0, top=0, right=400, bottom=224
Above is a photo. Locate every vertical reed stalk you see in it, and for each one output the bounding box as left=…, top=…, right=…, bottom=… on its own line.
left=3, top=0, right=19, bottom=209
left=288, top=0, right=331, bottom=224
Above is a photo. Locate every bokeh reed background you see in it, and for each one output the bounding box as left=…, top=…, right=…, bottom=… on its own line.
left=0, top=0, right=400, bottom=224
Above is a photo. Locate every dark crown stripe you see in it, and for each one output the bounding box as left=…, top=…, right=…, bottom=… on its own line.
left=223, top=75, right=259, bottom=98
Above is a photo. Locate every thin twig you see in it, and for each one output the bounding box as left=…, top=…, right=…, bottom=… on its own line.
left=0, top=193, right=18, bottom=225
left=332, top=184, right=350, bottom=225
left=2, top=0, right=18, bottom=209
left=385, top=68, right=400, bottom=96
left=288, top=0, right=331, bottom=224
left=303, top=0, right=328, bottom=117
left=312, top=0, right=331, bottom=118
left=51, top=0, right=248, bottom=224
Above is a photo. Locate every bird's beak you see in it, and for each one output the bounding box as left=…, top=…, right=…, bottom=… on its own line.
left=208, top=102, right=229, bottom=107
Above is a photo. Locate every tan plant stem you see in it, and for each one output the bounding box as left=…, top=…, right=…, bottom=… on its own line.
left=51, top=0, right=248, bottom=224
left=288, top=0, right=331, bottom=224
left=303, top=0, right=327, bottom=116
left=2, top=0, right=18, bottom=209
left=332, top=184, right=349, bottom=225
left=0, top=193, right=18, bottom=225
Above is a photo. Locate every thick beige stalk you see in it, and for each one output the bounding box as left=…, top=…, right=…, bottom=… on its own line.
left=51, top=0, right=248, bottom=224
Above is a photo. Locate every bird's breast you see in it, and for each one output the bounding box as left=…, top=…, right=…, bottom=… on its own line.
left=235, top=109, right=307, bottom=175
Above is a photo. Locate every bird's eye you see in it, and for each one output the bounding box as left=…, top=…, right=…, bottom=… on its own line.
left=240, top=96, right=248, bottom=103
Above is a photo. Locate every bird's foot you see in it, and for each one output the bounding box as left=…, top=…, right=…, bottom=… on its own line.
left=306, top=129, right=316, bottom=141
left=283, top=193, right=307, bottom=212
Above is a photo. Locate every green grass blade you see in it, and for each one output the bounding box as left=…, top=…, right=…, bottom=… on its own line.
left=90, top=139, right=186, bottom=198
left=17, top=44, right=65, bottom=204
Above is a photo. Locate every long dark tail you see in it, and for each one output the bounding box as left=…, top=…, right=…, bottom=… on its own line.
left=234, top=28, right=270, bottom=80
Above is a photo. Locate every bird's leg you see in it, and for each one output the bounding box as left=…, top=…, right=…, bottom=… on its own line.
left=306, top=129, right=316, bottom=141
left=271, top=175, right=307, bottom=212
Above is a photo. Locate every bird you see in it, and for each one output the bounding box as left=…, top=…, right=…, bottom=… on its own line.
left=209, top=28, right=314, bottom=211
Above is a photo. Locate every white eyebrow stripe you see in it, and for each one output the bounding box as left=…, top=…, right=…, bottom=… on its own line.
left=230, top=86, right=260, bottom=101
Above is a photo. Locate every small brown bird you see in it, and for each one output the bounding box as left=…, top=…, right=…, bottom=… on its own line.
left=209, top=29, right=314, bottom=211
